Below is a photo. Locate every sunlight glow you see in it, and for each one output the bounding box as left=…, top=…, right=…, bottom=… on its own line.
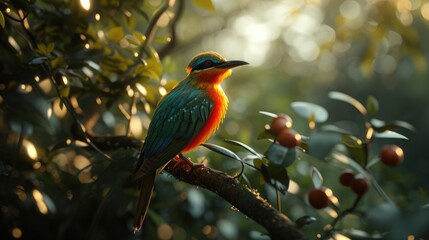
left=136, top=83, right=147, bottom=96
left=80, top=0, right=91, bottom=11
left=157, top=224, right=173, bottom=240
left=11, top=227, right=22, bottom=239
left=421, top=3, right=429, bottom=20
left=287, top=180, right=300, bottom=194
left=23, top=139, right=38, bottom=160
left=340, top=0, right=361, bottom=20
left=53, top=98, right=67, bottom=118
left=32, top=189, right=48, bottom=214
left=130, top=116, right=143, bottom=137
left=333, top=233, right=351, bottom=240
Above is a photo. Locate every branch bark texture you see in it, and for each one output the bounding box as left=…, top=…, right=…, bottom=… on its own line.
left=80, top=135, right=307, bottom=239
left=165, top=159, right=307, bottom=240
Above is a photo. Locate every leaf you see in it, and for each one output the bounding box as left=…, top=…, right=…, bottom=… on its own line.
left=201, top=143, right=240, bottom=161
left=224, top=139, right=260, bottom=157
left=367, top=202, right=400, bottom=231
left=291, top=102, right=328, bottom=123
left=266, top=143, right=297, bottom=168
left=37, top=43, right=47, bottom=54
left=295, top=216, right=317, bottom=228
left=342, top=135, right=366, bottom=164
left=330, top=152, right=370, bottom=178
left=29, top=56, right=48, bottom=65
left=132, top=31, right=146, bottom=44
left=329, top=91, right=367, bottom=115
left=192, top=0, right=216, bottom=12
left=107, top=27, right=124, bottom=42
left=257, top=128, right=274, bottom=140
left=311, top=167, right=323, bottom=189
left=260, top=164, right=289, bottom=194
left=366, top=95, right=379, bottom=116
left=373, top=130, right=408, bottom=140
left=371, top=118, right=415, bottom=132
left=341, top=229, right=383, bottom=239
left=258, top=111, right=278, bottom=118
left=0, top=11, right=5, bottom=29
left=308, top=131, right=342, bottom=160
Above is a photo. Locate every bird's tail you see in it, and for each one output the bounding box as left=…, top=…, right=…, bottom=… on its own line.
left=133, top=172, right=156, bottom=233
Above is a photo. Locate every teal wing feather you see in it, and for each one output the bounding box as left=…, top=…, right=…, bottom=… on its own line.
left=134, top=85, right=213, bottom=178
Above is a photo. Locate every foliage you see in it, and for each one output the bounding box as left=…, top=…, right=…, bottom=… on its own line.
left=206, top=92, right=428, bottom=239
left=0, top=0, right=186, bottom=239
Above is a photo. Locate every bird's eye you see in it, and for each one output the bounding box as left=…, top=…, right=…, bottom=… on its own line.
left=204, top=60, right=213, bottom=67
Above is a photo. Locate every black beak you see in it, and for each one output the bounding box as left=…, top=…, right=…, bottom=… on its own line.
left=215, top=60, right=249, bottom=69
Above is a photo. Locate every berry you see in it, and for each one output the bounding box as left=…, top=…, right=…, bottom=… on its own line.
left=308, top=189, right=329, bottom=209
left=270, top=115, right=292, bottom=136
left=380, top=144, right=404, bottom=167
left=277, top=129, right=301, bottom=148
left=351, top=177, right=370, bottom=196
left=339, top=171, right=355, bottom=187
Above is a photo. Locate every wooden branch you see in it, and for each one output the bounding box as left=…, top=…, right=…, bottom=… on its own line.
left=165, top=159, right=307, bottom=240
left=77, top=134, right=307, bottom=239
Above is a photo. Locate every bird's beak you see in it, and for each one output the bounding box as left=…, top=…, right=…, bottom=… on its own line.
left=215, top=60, right=249, bottom=69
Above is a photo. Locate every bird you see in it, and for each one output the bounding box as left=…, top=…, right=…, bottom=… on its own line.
left=132, top=51, right=248, bottom=232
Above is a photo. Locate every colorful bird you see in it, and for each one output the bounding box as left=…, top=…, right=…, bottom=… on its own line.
left=133, top=51, right=248, bottom=232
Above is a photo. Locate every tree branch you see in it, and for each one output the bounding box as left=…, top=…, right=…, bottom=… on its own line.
left=165, top=159, right=307, bottom=240
left=76, top=134, right=307, bottom=239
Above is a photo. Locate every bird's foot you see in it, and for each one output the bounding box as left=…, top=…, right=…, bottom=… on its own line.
left=178, top=153, right=205, bottom=170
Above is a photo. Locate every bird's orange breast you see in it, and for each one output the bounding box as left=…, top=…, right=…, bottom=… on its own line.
left=182, top=84, right=228, bottom=153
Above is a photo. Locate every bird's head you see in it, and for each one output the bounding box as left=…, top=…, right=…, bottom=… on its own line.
left=186, top=51, right=248, bottom=84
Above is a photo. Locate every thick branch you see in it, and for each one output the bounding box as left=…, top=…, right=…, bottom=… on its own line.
left=78, top=134, right=307, bottom=239
left=165, top=159, right=307, bottom=240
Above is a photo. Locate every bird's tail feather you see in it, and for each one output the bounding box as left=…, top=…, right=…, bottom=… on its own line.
left=133, top=172, right=155, bottom=233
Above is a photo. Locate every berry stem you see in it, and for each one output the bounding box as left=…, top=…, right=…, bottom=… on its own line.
left=321, top=195, right=363, bottom=239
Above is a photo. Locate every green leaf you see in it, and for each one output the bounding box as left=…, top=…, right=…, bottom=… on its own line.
left=29, top=56, right=49, bottom=65
left=192, top=0, right=216, bottom=12
left=366, top=95, right=379, bottom=116
left=373, top=130, right=408, bottom=140
left=225, top=139, right=260, bottom=157
left=259, top=111, right=279, bottom=118
left=342, top=135, right=366, bottom=164
left=257, top=128, right=273, bottom=140
left=311, top=167, right=323, bottom=189
left=201, top=143, right=240, bottom=161
left=0, top=11, right=5, bottom=29
left=266, top=143, right=296, bottom=168
left=46, top=42, right=55, bottom=53
left=291, top=101, right=328, bottom=123
left=107, top=27, right=124, bottom=42
left=295, top=216, right=317, bottom=228
left=371, top=118, right=415, bottom=132
left=329, top=91, right=367, bottom=115
left=36, top=43, right=48, bottom=54
left=308, top=131, right=342, bottom=160
left=260, top=164, right=289, bottom=194
left=340, top=229, right=383, bottom=239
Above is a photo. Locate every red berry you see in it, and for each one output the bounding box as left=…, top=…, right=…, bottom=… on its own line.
left=270, top=115, right=292, bottom=136
left=380, top=144, right=404, bottom=167
left=277, top=129, right=301, bottom=148
left=351, top=177, right=370, bottom=196
left=339, top=171, right=355, bottom=187
left=308, top=189, right=329, bottom=209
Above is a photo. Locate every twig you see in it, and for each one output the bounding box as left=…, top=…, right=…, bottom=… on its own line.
left=138, top=0, right=170, bottom=57
left=158, top=0, right=184, bottom=59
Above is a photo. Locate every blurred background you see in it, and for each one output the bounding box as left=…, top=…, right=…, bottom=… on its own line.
left=1, top=0, right=428, bottom=239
